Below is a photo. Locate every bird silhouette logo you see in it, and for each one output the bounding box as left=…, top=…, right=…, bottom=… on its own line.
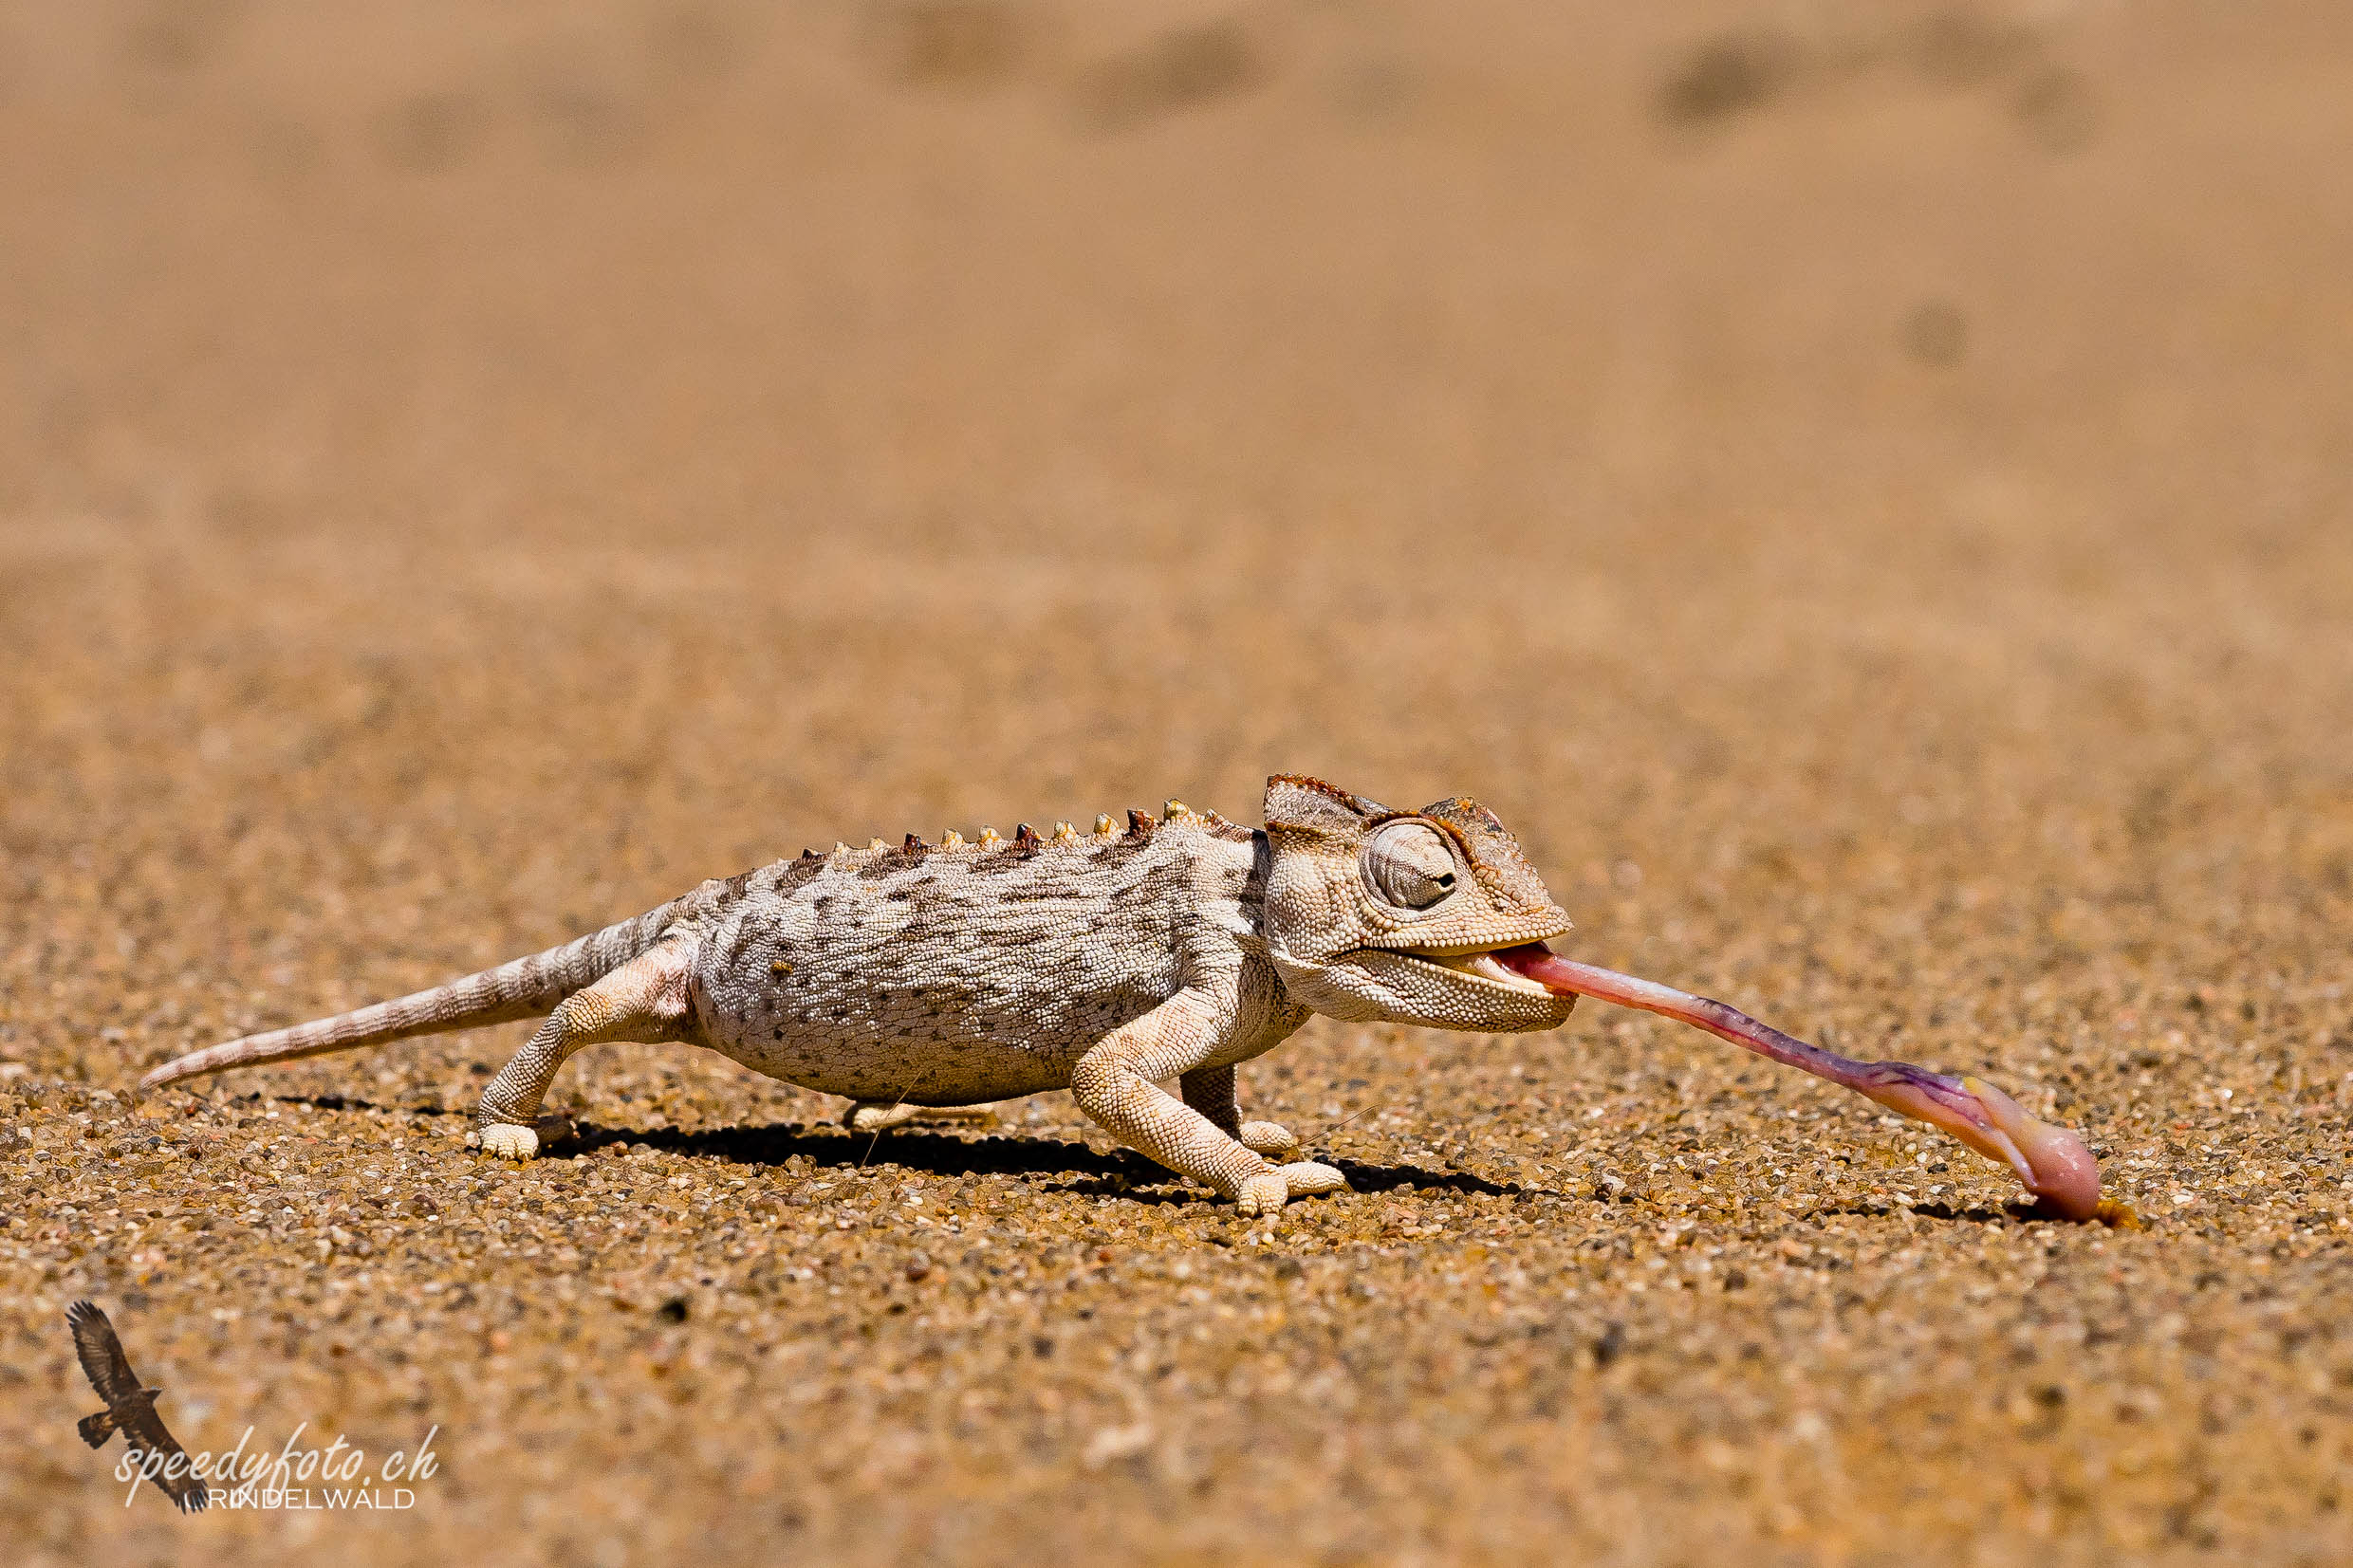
left=67, top=1300, right=209, bottom=1513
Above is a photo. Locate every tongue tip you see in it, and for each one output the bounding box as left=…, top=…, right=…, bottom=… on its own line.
left=2022, top=1133, right=2103, bottom=1222
left=1965, top=1075, right=2102, bottom=1221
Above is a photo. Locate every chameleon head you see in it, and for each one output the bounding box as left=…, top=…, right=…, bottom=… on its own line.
left=1258, top=775, right=1579, bottom=1032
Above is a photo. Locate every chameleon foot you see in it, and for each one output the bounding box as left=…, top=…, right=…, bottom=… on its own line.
left=1278, top=1160, right=1348, bottom=1198
left=1234, top=1169, right=1289, bottom=1217
left=478, top=1122, right=540, bottom=1161
left=1233, top=1161, right=1349, bottom=1217
left=1238, top=1120, right=1301, bottom=1160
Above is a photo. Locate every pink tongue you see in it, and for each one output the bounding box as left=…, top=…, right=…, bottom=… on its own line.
left=1493, top=944, right=2102, bottom=1221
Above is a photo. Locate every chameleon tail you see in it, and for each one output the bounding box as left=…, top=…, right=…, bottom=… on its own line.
left=136, top=898, right=688, bottom=1090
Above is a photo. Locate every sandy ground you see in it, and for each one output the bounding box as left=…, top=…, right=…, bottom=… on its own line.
left=4, top=1, right=2352, bottom=1562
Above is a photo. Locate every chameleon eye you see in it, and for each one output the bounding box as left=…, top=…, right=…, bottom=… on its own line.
left=1362, top=821, right=1460, bottom=912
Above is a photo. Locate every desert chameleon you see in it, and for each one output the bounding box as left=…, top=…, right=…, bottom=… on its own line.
left=139, top=775, right=2101, bottom=1218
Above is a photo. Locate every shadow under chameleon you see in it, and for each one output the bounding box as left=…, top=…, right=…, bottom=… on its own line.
left=262, top=1091, right=2061, bottom=1223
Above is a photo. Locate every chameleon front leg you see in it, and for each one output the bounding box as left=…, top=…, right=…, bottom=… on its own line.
left=1070, top=990, right=1344, bottom=1217
left=477, top=939, right=697, bottom=1160
left=1179, top=1062, right=1303, bottom=1161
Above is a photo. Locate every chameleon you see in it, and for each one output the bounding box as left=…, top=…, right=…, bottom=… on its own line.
left=137, top=775, right=2102, bottom=1219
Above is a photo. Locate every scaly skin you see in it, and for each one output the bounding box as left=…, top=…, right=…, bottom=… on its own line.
left=136, top=775, right=2102, bottom=1218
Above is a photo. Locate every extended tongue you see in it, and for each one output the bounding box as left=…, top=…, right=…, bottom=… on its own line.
left=1492, top=944, right=2102, bottom=1220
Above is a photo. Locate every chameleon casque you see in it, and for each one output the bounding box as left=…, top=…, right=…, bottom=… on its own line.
left=139, top=776, right=2102, bottom=1219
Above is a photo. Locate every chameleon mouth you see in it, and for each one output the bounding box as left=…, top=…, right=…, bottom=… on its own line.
left=1399, top=946, right=1560, bottom=996
left=1469, top=942, right=2103, bottom=1221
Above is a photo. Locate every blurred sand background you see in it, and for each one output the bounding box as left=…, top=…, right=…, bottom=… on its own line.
left=4, top=0, right=2352, bottom=1562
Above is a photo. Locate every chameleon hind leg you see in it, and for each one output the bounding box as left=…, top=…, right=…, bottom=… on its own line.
left=842, top=1100, right=1000, bottom=1134
left=476, top=939, right=697, bottom=1160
